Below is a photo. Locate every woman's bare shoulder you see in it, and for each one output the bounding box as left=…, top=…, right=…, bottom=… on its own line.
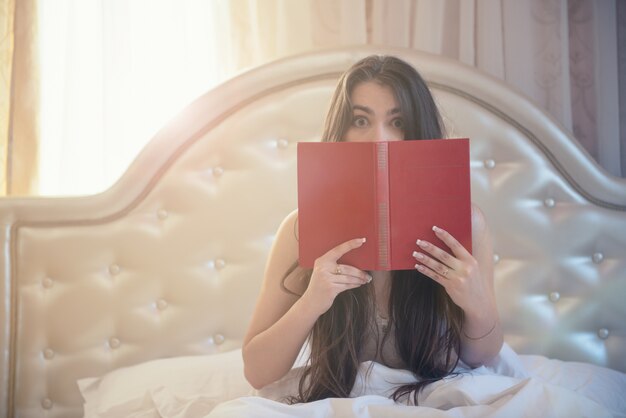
left=266, top=209, right=307, bottom=294
left=284, top=208, right=298, bottom=227
left=276, top=209, right=299, bottom=246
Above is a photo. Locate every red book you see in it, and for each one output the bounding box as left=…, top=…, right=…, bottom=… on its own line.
left=297, top=138, right=472, bottom=271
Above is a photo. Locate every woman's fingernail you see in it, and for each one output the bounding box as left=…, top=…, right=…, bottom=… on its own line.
left=362, top=238, right=367, bottom=243
left=417, top=240, right=427, bottom=248
left=412, top=251, right=423, bottom=259
left=366, top=274, right=373, bottom=283
left=433, top=225, right=441, bottom=233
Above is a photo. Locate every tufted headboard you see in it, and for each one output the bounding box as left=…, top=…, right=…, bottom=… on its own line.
left=1, top=46, right=625, bottom=418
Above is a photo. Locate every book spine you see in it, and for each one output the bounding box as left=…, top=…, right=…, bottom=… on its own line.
left=376, top=142, right=390, bottom=270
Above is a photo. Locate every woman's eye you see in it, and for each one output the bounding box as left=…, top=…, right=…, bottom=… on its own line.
left=353, top=116, right=368, bottom=128
left=391, top=118, right=404, bottom=129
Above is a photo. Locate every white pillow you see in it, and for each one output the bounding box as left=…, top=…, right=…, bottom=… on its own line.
left=78, top=349, right=253, bottom=418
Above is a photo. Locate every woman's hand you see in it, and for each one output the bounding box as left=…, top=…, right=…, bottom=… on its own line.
left=300, top=238, right=372, bottom=317
left=413, top=214, right=503, bottom=366
left=412, top=226, right=494, bottom=317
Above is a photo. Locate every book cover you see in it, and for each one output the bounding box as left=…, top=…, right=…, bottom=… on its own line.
left=297, top=138, right=472, bottom=271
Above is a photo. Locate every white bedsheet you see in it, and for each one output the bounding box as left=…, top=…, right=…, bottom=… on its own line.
left=80, top=344, right=626, bottom=418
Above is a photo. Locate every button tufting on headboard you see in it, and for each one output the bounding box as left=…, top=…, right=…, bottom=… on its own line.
left=548, top=292, right=560, bottom=303
left=156, top=209, right=169, bottom=220
left=275, top=138, right=290, bottom=149
left=108, top=264, right=121, bottom=276
left=108, top=338, right=121, bottom=350
left=156, top=299, right=169, bottom=311
left=592, top=252, right=604, bottom=264
left=543, top=198, right=556, bottom=208
left=483, top=158, right=496, bottom=169
left=41, top=277, right=54, bottom=289
left=41, top=398, right=53, bottom=410
left=42, top=348, right=55, bottom=360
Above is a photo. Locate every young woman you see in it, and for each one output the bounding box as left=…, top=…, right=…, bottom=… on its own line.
left=242, top=55, right=503, bottom=404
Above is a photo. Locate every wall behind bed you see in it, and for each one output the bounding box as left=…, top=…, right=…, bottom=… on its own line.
left=0, top=47, right=625, bottom=418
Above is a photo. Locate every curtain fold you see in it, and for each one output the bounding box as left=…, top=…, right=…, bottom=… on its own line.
left=619, top=0, right=626, bottom=176
left=0, top=0, right=15, bottom=196
left=588, top=0, right=620, bottom=177
left=0, top=0, right=38, bottom=196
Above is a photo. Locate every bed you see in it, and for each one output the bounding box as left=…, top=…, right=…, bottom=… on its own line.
left=0, top=46, right=625, bottom=418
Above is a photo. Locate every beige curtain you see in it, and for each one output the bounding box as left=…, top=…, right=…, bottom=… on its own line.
left=0, top=0, right=39, bottom=196
left=219, top=0, right=367, bottom=73
left=33, top=0, right=623, bottom=196
left=0, top=0, right=14, bottom=195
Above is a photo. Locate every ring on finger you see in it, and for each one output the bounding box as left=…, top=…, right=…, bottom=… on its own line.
left=441, top=268, right=449, bottom=277
left=335, top=265, right=342, bottom=275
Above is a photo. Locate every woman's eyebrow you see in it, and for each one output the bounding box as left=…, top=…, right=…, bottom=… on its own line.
left=352, top=104, right=373, bottom=114
left=352, top=105, right=402, bottom=116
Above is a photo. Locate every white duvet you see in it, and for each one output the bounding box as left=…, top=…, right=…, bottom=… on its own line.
left=79, top=344, right=626, bottom=418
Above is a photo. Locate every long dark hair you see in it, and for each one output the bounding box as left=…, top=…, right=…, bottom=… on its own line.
left=288, top=55, right=463, bottom=404
left=321, top=54, right=446, bottom=142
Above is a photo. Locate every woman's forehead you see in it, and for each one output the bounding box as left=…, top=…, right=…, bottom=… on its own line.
left=350, top=81, right=399, bottom=107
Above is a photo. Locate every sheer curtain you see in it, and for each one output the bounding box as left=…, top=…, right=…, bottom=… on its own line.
left=39, top=0, right=226, bottom=195
left=36, top=0, right=624, bottom=196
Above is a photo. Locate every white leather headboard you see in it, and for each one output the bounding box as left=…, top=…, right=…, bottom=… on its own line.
left=1, top=46, right=625, bottom=418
